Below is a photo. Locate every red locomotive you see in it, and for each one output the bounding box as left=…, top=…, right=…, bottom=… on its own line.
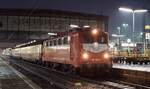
left=8, top=28, right=112, bottom=76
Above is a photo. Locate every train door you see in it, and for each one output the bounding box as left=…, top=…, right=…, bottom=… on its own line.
left=70, top=33, right=81, bottom=67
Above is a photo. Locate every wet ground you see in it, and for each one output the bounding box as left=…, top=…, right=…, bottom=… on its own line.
left=0, top=57, right=41, bottom=89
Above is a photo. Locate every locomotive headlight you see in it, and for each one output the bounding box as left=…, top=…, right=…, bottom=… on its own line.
left=104, top=53, right=109, bottom=59
left=92, top=29, right=98, bottom=35
left=82, top=52, right=89, bottom=60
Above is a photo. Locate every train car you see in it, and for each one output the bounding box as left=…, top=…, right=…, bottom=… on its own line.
left=20, top=45, right=42, bottom=61
left=2, top=48, right=12, bottom=56
left=11, top=41, right=43, bottom=62
left=11, top=48, right=21, bottom=58
left=9, top=28, right=112, bottom=76
left=42, top=28, right=112, bottom=75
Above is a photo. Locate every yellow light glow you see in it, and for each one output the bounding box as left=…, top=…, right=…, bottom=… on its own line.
left=92, top=29, right=98, bottom=35
left=82, top=52, right=89, bottom=60
left=104, top=53, right=109, bottom=59
left=145, top=25, right=150, bottom=30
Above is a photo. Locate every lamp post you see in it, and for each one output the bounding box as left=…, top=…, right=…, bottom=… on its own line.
left=122, top=23, right=128, bottom=30
left=117, top=26, right=121, bottom=56
left=127, top=39, right=131, bottom=56
left=140, top=32, right=143, bottom=42
left=117, top=27, right=121, bottom=48
left=119, top=7, right=147, bottom=45
left=122, top=23, right=129, bottom=40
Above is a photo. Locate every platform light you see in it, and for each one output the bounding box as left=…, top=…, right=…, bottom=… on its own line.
left=30, top=40, right=36, bottom=43
left=127, top=39, right=131, bottom=43
left=119, top=7, right=133, bottom=12
left=48, top=32, right=57, bottom=36
left=83, top=25, right=90, bottom=28
left=121, top=43, right=136, bottom=47
left=134, top=9, right=148, bottom=13
left=123, top=23, right=128, bottom=27
left=119, top=7, right=148, bottom=44
left=112, top=34, right=124, bottom=37
left=112, top=34, right=118, bottom=37
left=33, top=40, right=36, bottom=42
left=70, top=24, right=79, bottom=28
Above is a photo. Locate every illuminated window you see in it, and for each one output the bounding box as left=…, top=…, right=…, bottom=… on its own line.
left=145, top=25, right=150, bottom=30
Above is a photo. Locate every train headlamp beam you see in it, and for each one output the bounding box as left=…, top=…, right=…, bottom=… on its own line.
left=92, top=29, right=98, bottom=35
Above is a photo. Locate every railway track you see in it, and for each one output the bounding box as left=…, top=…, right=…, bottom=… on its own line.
left=1, top=56, right=149, bottom=89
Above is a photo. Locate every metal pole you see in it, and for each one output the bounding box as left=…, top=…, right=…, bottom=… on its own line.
left=118, top=27, right=121, bottom=56
left=133, top=11, right=135, bottom=44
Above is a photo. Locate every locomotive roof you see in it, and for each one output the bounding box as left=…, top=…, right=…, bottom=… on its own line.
left=47, top=27, right=91, bottom=36
left=46, top=27, right=106, bottom=40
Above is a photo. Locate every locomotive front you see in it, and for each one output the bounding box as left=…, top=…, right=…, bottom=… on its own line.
left=78, top=28, right=112, bottom=75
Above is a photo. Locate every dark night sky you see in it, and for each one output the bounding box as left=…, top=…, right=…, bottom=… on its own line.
left=0, top=0, right=150, bottom=36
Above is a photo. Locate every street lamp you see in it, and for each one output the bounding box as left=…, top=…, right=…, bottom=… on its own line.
left=122, top=23, right=128, bottom=29
left=119, top=7, right=148, bottom=44
left=122, top=23, right=129, bottom=40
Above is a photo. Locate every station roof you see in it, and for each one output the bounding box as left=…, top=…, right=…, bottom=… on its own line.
left=0, top=8, right=108, bottom=20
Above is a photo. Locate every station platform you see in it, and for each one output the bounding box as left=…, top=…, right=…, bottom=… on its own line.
left=0, top=57, right=42, bottom=89
left=113, top=63, right=150, bottom=72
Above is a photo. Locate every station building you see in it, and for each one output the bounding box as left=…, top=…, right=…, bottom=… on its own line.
left=0, top=9, right=108, bottom=48
left=0, top=9, right=108, bottom=32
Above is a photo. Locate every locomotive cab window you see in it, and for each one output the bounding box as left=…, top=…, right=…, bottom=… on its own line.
left=99, top=35, right=107, bottom=44
left=81, top=30, right=107, bottom=44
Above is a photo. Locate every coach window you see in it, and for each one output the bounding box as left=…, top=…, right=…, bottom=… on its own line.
left=49, top=41, right=52, bottom=46
left=68, top=36, right=70, bottom=44
left=61, top=37, right=63, bottom=45
left=48, top=41, right=50, bottom=46
left=46, top=41, right=49, bottom=47
left=58, top=38, right=62, bottom=45
left=63, top=37, right=68, bottom=44
left=44, top=42, right=47, bottom=47
left=56, top=39, right=58, bottom=45
left=62, top=37, right=64, bottom=45
left=54, top=40, right=57, bottom=46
